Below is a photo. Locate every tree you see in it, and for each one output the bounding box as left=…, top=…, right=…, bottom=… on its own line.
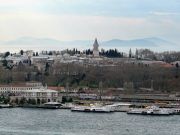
left=129, top=48, right=132, bottom=58
left=100, top=49, right=123, bottom=58
left=2, top=60, right=8, bottom=67
left=20, top=50, right=24, bottom=55
left=36, top=52, right=39, bottom=56
left=4, top=52, right=10, bottom=58
left=175, top=63, right=179, bottom=78
left=45, top=63, right=50, bottom=76
left=48, top=51, right=53, bottom=55
left=176, top=63, right=179, bottom=68
left=2, top=60, right=13, bottom=70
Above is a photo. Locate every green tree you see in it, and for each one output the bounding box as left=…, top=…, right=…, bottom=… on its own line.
left=4, top=52, right=10, bottom=58
left=129, top=48, right=132, bottom=58
left=20, top=50, right=24, bottom=55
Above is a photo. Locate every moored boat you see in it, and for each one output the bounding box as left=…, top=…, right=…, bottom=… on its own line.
left=142, top=106, right=172, bottom=116
left=127, top=108, right=147, bottom=115
left=71, top=104, right=112, bottom=113
left=71, top=106, right=88, bottom=112
left=39, top=102, right=62, bottom=109
left=173, top=108, right=180, bottom=115
left=0, top=104, right=13, bottom=108
left=107, top=103, right=132, bottom=112
left=127, top=106, right=173, bottom=116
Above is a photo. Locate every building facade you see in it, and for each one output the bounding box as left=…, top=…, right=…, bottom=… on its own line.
left=0, top=82, right=60, bottom=104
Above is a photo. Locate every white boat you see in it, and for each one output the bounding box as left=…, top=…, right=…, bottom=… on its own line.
left=71, top=104, right=112, bottom=113
left=127, top=108, right=147, bottom=115
left=0, top=104, right=12, bottom=108
left=71, top=106, right=88, bottom=112
left=142, top=106, right=172, bottom=116
left=107, top=103, right=132, bottom=112
left=127, top=106, right=173, bottom=116
left=88, top=106, right=112, bottom=113
left=173, top=108, right=180, bottom=115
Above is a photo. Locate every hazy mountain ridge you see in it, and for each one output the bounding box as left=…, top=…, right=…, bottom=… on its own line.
left=0, top=37, right=175, bottom=47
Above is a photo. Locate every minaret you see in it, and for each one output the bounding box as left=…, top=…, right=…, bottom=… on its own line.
left=93, top=38, right=99, bottom=57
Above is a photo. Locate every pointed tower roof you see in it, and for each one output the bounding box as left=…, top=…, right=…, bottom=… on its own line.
left=93, top=38, right=99, bottom=48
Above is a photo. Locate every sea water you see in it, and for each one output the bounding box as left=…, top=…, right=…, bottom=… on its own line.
left=0, top=108, right=179, bottom=135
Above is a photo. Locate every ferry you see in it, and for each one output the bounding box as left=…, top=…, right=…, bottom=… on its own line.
left=107, top=103, right=132, bottom=112
left=173, top=108, right=180, bottom=115
left=71, top=104, right=112, bottom=113
left=127, top=106, right=173, bottom=116
left=86, top=106, right=112, bottom=113
left=127, top=108, right=147, bottom=115
left=142, top=106, right=172, bottom=116
left=71, top=106, right=87, bottom=112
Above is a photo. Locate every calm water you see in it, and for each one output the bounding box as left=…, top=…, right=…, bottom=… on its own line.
left=0, top=108, right=179, bottom=135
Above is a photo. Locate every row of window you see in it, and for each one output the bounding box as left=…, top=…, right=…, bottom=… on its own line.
left=0, top=87, right=33, bottom=90
left=0, top=91, right=58, bottom=97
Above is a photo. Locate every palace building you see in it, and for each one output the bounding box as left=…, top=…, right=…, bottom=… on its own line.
left=0, top=82, right=60, bottom=104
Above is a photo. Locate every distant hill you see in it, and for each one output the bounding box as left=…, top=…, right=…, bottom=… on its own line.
left=4, top=37, right=62, bottom=45
left=0, top=37, right=175, bottom=48
left=102, top=37, right=174, bottom=47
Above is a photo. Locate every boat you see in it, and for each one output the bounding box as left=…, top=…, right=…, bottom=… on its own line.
left=127, top=106, right=173, bottom=116
left=39, top=102, right=62, bottom=109
left=173, top=108, right=180, bottom=115
left=71, top=106, right=87, bottom=112
left=88, top=106, right=112, bottom=113
left=127, top=108, right=147, bottom=115
left=71, top=104, right=112, bottom=113
left=141, top=106, right=172, bottom=116
left=0, top=104, right=13, bottom=108
left=107, top=103, right=132, bottom=112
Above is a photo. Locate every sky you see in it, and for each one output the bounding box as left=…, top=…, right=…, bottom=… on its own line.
left=0, top=0, right=180, bottom=44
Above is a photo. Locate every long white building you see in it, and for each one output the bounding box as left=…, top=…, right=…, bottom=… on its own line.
left=0, top=82, right=60, bottom=104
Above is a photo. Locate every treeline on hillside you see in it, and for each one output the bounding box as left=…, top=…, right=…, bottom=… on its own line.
left=2, top=48, right=180, bottom=62
left=65, top=48, right=180, bottom=62
left=66, top=48, right=123, bottom=58
left=0, top=62, right=179, bottom=92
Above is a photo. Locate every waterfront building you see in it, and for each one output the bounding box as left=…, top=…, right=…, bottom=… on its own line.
left=0, top=82, right=60, bottom=104
left=0, top=82, right=43, bottom=94
left=20, top=88, right=59, bottom=103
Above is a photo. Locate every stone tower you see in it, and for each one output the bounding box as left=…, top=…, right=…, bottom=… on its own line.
left=93, top=38, right=99, bottom=57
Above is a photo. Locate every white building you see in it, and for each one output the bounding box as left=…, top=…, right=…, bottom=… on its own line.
left=20, top=88, right=59, bottom=103
left=0, top=82, right=60, bottom=103
left=6, top=55, right=30, bottom=66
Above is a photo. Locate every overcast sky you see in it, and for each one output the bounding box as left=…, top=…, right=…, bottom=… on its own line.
left=0, top=0, right=179, bottom=43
